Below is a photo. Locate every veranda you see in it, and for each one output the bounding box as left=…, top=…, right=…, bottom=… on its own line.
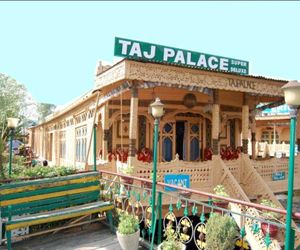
left=27, top=58, right=300, bottom=248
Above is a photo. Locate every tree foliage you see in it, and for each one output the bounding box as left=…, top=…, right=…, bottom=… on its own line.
left=0, top=73, right=27, bottom=176
left=0, top=73, right=27, bottom=140
left=37, top=103, right=56, bottom=122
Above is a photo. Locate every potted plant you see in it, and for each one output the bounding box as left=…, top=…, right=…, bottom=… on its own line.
left=120, top=165, right=134, bottom=185
left=206, top=213, right=238, bottom=250
left=158, top=224, right=186, bottom=250
left=116, top=212, right=140, bottom=250
left=260, top=199, right=280, bottom=237
left=212, top=185, right=229, bottom=213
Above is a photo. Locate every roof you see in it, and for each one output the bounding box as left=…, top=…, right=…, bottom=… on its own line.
left=96, top=58, right=288, bottom=84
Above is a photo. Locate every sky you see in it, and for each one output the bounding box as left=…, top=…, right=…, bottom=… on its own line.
left=0, top=1, right=299, bottom=106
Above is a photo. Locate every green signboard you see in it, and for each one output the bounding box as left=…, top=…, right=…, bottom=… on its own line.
left=114, top=37, right=249, bottom=75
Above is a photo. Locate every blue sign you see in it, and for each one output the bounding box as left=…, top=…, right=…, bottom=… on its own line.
left=164, top=174, right=190, bottom=191
left=272, top=171, right=285, bottom=181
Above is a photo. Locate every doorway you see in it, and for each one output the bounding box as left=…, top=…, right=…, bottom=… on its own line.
left=176, top=121, right=185, bottom=160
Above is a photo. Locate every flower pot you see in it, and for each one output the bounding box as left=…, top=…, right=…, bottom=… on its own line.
left=157, top=242, right=186, bottom=250
left=117, top=229, right=140, bottom=250
left=261, top=222, right=278, bottom=238
left=212, top=201, right=229, bottom=214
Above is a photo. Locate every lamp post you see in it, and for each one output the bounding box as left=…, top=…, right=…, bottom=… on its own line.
left=7, top=117, right=19, bottom=178
left=282, top=80, right=300, bottom=249
left=149, top=97, right=164, bottom=246
left=93, top=123, right=97, bottom=171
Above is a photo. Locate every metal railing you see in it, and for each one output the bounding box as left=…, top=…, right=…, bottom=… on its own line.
left=99, top=169, right=300, bottom=250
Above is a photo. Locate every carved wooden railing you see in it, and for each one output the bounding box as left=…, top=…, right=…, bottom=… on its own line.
left=223, top=158, right=242, bottom=182
left=96, top=155, right=299, bottom=249
left=216, top=157, right=282, bottom=250
left=239, top=155, right=300, bottom=249
left=214, top=157, right=249, bottom=201
left=130, top=155, right=213, bottom=189
left=250, top=155, right=300, bottom=192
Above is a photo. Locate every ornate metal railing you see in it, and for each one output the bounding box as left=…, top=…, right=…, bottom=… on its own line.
left=99, top=169, right=300, bottom=250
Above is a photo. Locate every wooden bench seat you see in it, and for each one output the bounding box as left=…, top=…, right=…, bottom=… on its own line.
left=0, top=171, right=114, bottom=250
left=6, top=201, right=114, bottom=231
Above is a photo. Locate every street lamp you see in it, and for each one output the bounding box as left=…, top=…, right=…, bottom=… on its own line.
left=149, top=97, right=164, bottom=248
left=7, top=117, right=19, bottom=177
left=282, top=80, right=300, bottom=249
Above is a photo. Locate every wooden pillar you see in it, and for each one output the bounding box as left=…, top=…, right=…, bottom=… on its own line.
left=128, top=85, right=139, bottom=165
left=212, top=90, right=220, bottom=155
left=242, top=95, right=249, bottom=154
left=202, top=118, right=206, bottom=160
left=250, top=111, right=257, bottom=159
left=101, top=103, right=109, bottom=160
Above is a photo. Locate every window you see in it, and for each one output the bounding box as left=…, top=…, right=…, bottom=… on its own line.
left=162, top=123, right=174, bottom=162
left=59, top=131, right=66, bottom=159
left=76, top=126, right=87, bottom=162
left=261, top=130, right=279, bottom=144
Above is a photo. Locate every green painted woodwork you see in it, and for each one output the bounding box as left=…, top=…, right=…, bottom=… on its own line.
left=6, top=201, right=112, bottom=225
left=1, top=173, right=100, bottom=218
left=1, top=191, right=99, bottom=217
left=106, top=210, right=114, bottom=233
left=8, top=131, right=13, bottom=178
left=285, top=115, right=297, bottom=249
left=157, top=192, right=163, bottom=245
left=6, top=205, right=12, bottom=250
left=150, top=118, right=159, bottom=246
left=192, top=204, right=198, bottom=216
left=2, top=172, right=114, bottom=250
left=1, top=181, right=99, bottom=201
left=0, top=171, right=99, bottom=190
left=114, top=37, right=249, bottom=75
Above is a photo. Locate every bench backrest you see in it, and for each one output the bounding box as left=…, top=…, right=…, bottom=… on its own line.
left=0, top=171, right=100, bottom=218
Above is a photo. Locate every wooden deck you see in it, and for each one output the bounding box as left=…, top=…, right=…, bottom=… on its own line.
left=0, top=223, right=147, bottom=250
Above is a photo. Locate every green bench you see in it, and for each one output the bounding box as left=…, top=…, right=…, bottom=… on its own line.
left=0, top=171, right=114, bottom=250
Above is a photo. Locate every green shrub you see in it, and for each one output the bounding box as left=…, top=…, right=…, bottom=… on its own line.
left=117, top=212, right=139, bottom=235
left=213, top=185, right=229, bottom=202
left=260, top=199, right=280, bottom=220
left=1, top=165, right=77, bottom=180
left=161, top=224, right=181, bottom=250
left=206, top=213, right=238, bottom=250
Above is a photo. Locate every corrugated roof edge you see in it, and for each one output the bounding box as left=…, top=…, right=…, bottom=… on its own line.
left=96, top=58, right=288, bottom=84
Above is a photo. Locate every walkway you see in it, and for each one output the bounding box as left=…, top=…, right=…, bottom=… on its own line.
left=0, top=223, right=139, bottom=250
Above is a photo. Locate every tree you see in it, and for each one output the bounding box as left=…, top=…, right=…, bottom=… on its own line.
left=37, top=103, right=56, bottom=122
left=0, top=73, right=28, bottom=175
left=0, top=73, right=27, bottom=138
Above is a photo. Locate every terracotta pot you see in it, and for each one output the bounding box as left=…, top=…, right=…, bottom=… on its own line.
left=261, top=222, right=278, bottom=238
left=212, top=201, right=229, bottom=214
